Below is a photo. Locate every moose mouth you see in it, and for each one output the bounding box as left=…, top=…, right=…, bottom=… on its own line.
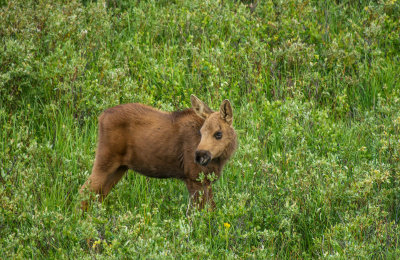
left=195, top=150, right=211, bottom=166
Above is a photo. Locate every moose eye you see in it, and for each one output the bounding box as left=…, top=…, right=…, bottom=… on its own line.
left=214, top=131, right=222, bottom=140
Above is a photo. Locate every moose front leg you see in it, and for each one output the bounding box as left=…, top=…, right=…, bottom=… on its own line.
left=184, top=179, right=216, bottom=210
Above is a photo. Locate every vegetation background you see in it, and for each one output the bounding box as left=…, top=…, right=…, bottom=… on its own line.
left=1, top=0, right=400, bottom=258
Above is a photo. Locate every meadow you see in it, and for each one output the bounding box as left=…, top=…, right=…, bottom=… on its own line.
left=1, top=0, right=400, bottom=258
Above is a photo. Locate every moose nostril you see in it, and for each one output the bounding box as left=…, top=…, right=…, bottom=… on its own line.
left=195, top=154, right=202, bottom=163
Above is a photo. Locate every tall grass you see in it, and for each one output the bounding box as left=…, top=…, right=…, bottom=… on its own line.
left=1, top=0, right=400, bottom=258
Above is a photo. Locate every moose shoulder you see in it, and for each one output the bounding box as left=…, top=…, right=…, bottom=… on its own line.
left=80, top=95, right=237, bottom=209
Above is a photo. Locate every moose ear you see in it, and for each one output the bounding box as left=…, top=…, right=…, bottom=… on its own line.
left=190, top=94, right=213, bottom=119
left=220, top=99, right=233, bottom=125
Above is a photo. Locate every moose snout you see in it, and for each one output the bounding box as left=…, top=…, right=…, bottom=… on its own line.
left=195, top=150, right=211, bottom=166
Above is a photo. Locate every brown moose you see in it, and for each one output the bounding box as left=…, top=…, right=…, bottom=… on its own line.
left=80, top=95, right=237, bottom=209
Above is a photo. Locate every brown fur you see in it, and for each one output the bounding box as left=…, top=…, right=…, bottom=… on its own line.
left=80, top=95, right=237, bottom=209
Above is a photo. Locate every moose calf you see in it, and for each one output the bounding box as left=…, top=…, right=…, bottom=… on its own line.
left=80, top=95, right=237, bottom=209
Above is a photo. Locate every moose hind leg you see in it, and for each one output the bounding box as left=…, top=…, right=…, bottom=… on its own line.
left=80, top=155, right=127, bottom=208
left=98, top=165, right=128, bottom=200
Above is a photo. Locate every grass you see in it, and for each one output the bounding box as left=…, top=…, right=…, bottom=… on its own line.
left=1, top=0, right=400, bottom=258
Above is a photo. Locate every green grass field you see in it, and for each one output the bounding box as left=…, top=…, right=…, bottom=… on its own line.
left=1, top=0, right=400, bottom=258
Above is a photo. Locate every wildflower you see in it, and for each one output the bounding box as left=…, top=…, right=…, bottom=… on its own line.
left=359, top=146, right=367, bottom=152
left=92, top=239, right=101, bottom=249
left=223, top=223, right=231, bottom=249
left=81, top=29, right=88, bottom=38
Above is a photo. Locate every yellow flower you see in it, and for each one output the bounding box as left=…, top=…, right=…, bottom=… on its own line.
left=92, top=239, right=101, bottom=249
left=359, top=146, right=367, bottom=152
left=224, top=222, right=231, bottom=229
